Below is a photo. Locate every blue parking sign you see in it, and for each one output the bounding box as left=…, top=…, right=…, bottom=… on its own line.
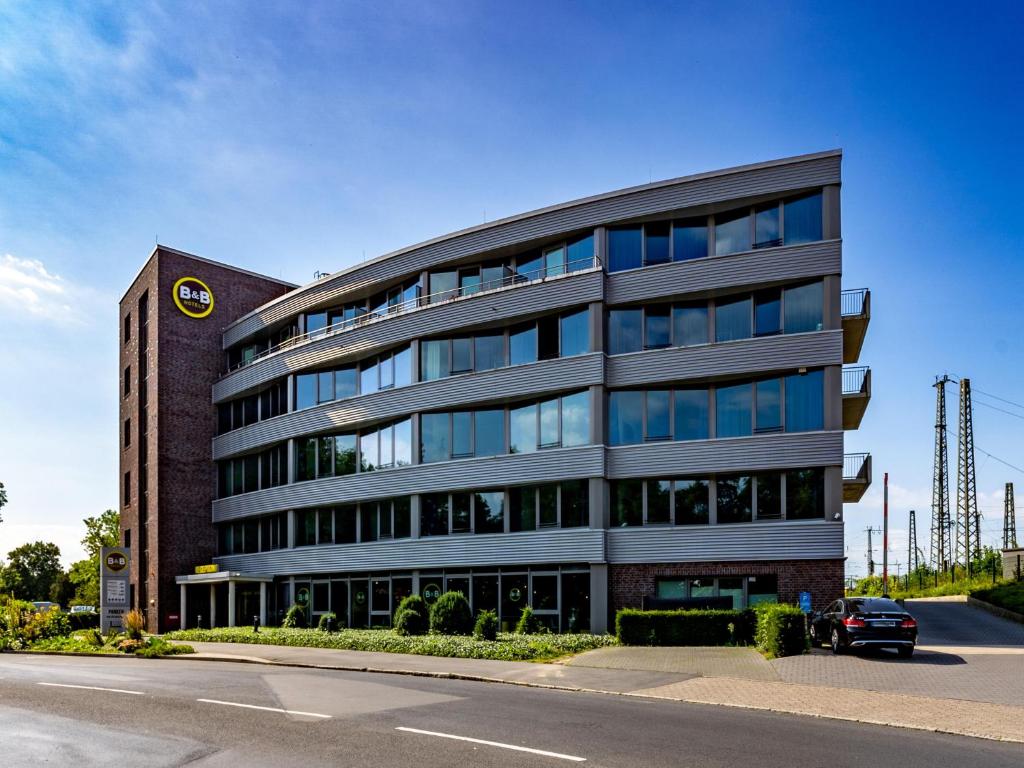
left=798, top=591, right=812, bottom=612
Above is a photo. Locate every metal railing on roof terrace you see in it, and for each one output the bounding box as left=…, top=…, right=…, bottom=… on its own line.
left=842, top=366, right=870, bottom=396
left=843, top=452, right=871, bottom=481
left=841, top=288, right=869, bottom=317
left=225, top=255, right=602, bottom=374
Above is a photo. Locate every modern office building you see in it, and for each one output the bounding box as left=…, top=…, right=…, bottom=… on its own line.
left=119, top=150, right=871, bottom=634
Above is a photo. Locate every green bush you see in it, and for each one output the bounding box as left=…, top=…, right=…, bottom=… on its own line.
left=972, top=582, right=1024, bottom=615
left=135, top=638, right=195, bottom=658
left=514, top=606, right=544, bottom=634
left=615, top=608, right=755, bottom=646
left=428, top=592, right=474, bottom=635
left=282, top=604, right=307, bottom=629
left=394, top=595, right=429, bottom=636
left=67, top=611, right=100, bottom=631
left=473, top=610, right=498, bottom=641
left=754, top=603, right=807, bottom=659
left=317, top=612, right=338, bottom=632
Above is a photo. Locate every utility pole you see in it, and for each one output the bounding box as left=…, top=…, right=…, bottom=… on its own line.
left=1005, top=483, right=1018, bottom=550
left=955, top=378, right=981, bottom=574
left=931, top=375, right=952, bottom=571
left=908, top=509, right=920, bottom=573
left=866, top=526, right=881, bottom=577
left=883, top=472, right=890, bottom=595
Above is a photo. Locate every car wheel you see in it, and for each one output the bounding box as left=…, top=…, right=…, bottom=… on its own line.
left=897, top=646, right=914, bottom=659
left=809, top=624, right=818, bottom=645
left=831, top=628, right=845, bottom=655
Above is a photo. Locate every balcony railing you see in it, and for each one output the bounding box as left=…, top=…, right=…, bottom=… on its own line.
left=842, top=366, right=870, bottom=396
left=843, top=452, right=871, bottom=482
left=841, top=288, right=869, bottom=317
left=226, top=255, right=602, bottom=374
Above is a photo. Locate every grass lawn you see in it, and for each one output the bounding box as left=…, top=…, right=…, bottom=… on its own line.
left=972, top=582, right=1024, bottom=615
left=164, top=627, right=617, bottom=662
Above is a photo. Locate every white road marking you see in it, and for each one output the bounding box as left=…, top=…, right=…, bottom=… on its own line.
left=38, top=682, right=144, bottom=695
left=196, top=698, right=331, bottom=719
left=396, top=727, right=586, bottom=762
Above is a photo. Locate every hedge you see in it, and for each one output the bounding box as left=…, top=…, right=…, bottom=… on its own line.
left=753, top=603, right=808, bottom=659
left=616, top=608, right=755, bottom=646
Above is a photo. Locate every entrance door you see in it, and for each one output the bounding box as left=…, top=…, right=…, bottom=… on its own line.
left=311, top=580, right=330, bottom=627
left=331, top=580, right=349, bottom=628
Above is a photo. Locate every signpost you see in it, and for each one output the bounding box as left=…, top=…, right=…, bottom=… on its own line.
left=798, top=591, right=812, bottom=613
left=100, top=546, right=131, bottom=634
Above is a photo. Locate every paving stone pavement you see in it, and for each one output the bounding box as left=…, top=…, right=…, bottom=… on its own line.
left=565, top=645, right=780, bottom=681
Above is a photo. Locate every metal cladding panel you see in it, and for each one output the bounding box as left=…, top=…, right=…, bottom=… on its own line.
left=214, top=354, right=605, bottom=460
left=213, top=528, right=607, bottom=575
left=606, top=431, right=844, bottom=478
left=212, top=446, right=606, bottom=522
left=606, top=331, right=843, bottom=389
left=606, top=240, right=841, bottom=306
left=607, top=520, right=844, bottom=563
left=224, top=152, right=841, bottom=348
left=214, top=269, right=604, bottom=402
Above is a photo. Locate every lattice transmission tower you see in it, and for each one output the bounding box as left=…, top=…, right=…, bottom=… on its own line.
left=907, top=509, right=920, bottom=573
left=1005, top=483, right=1018, bottom=550
left=930, top=375, right=952, bottom=571
left=954, top=378, right=981, bottom=571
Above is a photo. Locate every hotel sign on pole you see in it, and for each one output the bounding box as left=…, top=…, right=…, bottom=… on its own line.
left=100, top=547, right=131, bottom=633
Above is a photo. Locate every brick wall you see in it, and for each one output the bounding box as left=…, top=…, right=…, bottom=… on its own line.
left=609, top=558, right=844, bottom=614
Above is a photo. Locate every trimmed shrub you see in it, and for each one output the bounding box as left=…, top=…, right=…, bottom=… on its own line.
left=282, top=604, right=307, bottom=629
left=615, top=608, right=755, bottom=646
left=394, top=595, right=429, bottom=636
left=429, top=591, right=473, bottom=635
left=317, top=612, right=338, bottom=632
left=68, top=611, right=100, bottom=631
left=514, top=606, right=544, bottom=635
left=473, top=610, right=498, bottom=641
left=123, top=609, right=146, bottom=640
left=754, top=603, right=808, bottom=659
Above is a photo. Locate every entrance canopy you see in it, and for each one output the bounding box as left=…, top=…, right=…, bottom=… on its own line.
left=175, top=571, right=274, bottom=630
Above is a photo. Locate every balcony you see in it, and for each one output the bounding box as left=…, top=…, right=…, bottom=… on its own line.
left=841, top=288, right=870, bottom=363
left=843, top=452, right=872, bottom=503
left=842, top=366, right=871, bottom=430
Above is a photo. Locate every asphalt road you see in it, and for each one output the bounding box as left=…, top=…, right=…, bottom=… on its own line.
left=0, top=655, right=1021, bottom=767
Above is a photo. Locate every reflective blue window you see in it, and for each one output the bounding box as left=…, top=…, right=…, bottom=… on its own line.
left=510, top=323, right=537, bottom=365
left=644, top=306, right=671, bottom=349
left=608, top=308, right=643, bottom=354
left=755, top=379, right=782, bottom=433
left=359, top=429, right=378, bottom=472
left=561, top=391, right=590, bottom=447
left=393, top=346, right=412, bottom=388
left=715, top=297, right=751, bottom=342
left=714, top=209, right=751, bottom=255
left=421, top=340, right=449, bottom=381
left=475, top=409, right=505, bottom=457
left=544, top=246, right=566, bottom=277
left=672, top=304, right=708, bottom=347
left=459, top=268, right=481, bottom=296
left=360, top=360, right=379, bottom=395
left=306, top=311, right=327, bottom=336
left=754, top=203, right=781, bottom=248
left=609, top=391, right=643, bottom=445
left=608, top=227, right=643, bottom=272
left=317, top=371, right=333, bottom=404
left=516, top=252, right=543, bottom=280
left=754, top=290, right=781, bottom=336
left=420, top=413, right=450, bottom=463
left=539, top=399, right=559, bottom=448
left=428, top=270, right=457, bottom=302
left=560, top=308, right=589, bottom=357
left=783, top=282, right=824, bottom=333
left=674, top=389, right=709, bottom=440
left=510, top=403, right=537, bottom=454
left=394, top=419, right=412, bottom=466
left=784, top=191, right=823, bottom=245
left=785, top=370, right=824, bottom=432
left=295, top=373, right=316, bottom=410
left=335, top=366, right=358, bottom=399
left=451, top=337, right=473, bottom=374
left=474, top=334, right=504, bottom=371
left=566, top=233, right=594, bottom=268
left=673, top=218, right=708, bottom=262
left=644, top=222, right=671, bottom=265
left=645, top=391, right=670, bottom=441
left=716, top=383, right=752, bottom=437
left=452, top=412, right=472, bottom=457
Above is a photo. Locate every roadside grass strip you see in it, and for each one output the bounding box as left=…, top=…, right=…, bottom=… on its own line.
left=37, top=682, right=144, bottom=695
left=196, top=698, right=331, bottom=719
left=396, top=726, right=586, bottom=762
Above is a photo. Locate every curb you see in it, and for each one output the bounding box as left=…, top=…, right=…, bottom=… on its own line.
left=967, top=596, right=1024, bottom=624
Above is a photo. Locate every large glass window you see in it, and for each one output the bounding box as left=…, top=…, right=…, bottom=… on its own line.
left=608, top=309, right=643, bottom=355
left=647, top=480, right=671, bottom=524
left=452, top=411, right=472, bottom=457
left=674, top=479, right=709, bottom=525
left=717, top=475, right=752, bottom=523
left=538, top=316, right=559, bottom=361
left=420, top=413, right=450, bottom=463
left=511, top=486, right=537, bottom=532
left=645, top=391, right=671, bottom=441
left=516, top=251, right=543, bottom=280
left=644, top=306, right=671, bottom=349
left=452, top=337, right=473, bottom=374
left=359, top=429, right=378, bottom=471
left=429, top=270, right=458, bottom=302
left=786, top=468, right=825, bottom=519
left=475, top=334, right=504, bottom=371
left=475, top=409, right=505, bottom=457
left=608, top=227, right=643, bottom=272
left=561, top=391, right=590, bottom=448
left=644, top=222, right=671, bottom=266
left=756, top=473, right=783, bottom=520
left=566, top=232, right=594, bottom=268
left=544, top=246, right=566, bottom=277
left=475, top=491, right=505, bottom=533
left=783, top=282, right=824, bottom=333
left=335, top=366, right=358, bottom=399
left=452, top=492, right=471, bottom=533
left=295, top=373, right=316, bottom=410
left=510, top=403, right=537, bottom=454
left=783, top=191, right=823, bottom=245
left=560, top=480, right=589, bottom=528
left=421, top=339, right=449, bottom=381
left=560, top=308, right=590, bottom=357
left=672, top=303, right=708, bottom=347
left=394, top=418, right=412, bottom=466
left=394, top=346, right=412, bottom=387
left=421, top=493, right=449, bottom=536
left=715, top=297, right=752, bottom=342
left=539, top=398, right=559, bottom=447
left=714, top=209, right=751, bottom=255
left=716, top=383, right=753, bottom=438
left=613, top=480, right=643, bottom=526
left=755, top=379, right=782, bottom=433
left=754, top=203, right=781, bottom=248
left=609, top=391, right=643, bottom=445
left=754, top=289, right=781, bottom=336
left=334, top=434, right=357, bottom=476
left=360, top=361, right=379, bottom=396
left=673, top=218, right=707, bottom=262
left=785, top=370, right=824, bottom=432
left=509, top=323, right=537, bottom=366
left=674, top=389, right=709, bottom=440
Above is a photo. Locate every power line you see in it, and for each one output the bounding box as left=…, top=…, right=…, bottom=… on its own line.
left=973, top=387, right=1024, bottom=412
left=944, top=427, right=1024, bottom=476
left=973, top=399, right=1024, bottom=421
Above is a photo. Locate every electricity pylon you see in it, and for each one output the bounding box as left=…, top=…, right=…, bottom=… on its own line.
left=954, top=378, right=981, bottom=572
left=1005, top=483, right=1018, bottom=550
left=866, top=527, right=881, bottom=577
left=930, top=376, right=952, bottom=571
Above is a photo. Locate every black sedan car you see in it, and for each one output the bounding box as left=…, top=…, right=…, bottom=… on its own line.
left=810, top=597, right=918, bottom=657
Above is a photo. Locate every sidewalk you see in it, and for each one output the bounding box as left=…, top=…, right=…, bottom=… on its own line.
left=171, top=640, right=1024, bottom=743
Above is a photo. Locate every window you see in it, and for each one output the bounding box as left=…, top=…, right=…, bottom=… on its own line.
left=452, top=411, right=472, bottom=457
left=420, top=413, right=449, bottom=463
left=756, top=473, right=783, bottom=520
left=429, top=270, right=458, bottom=302
left=644, top=222, right=670, bottom=266
left=124, top=366, right=131, bottom=397
left=334, top=434, right=357, bottom=475
left=715, top=208, right=751, bottom=255
left=566, top=232, right=594, bottom=268
left=459, top=267, right=482, bottom=296
left=481, top=260, right=510, bottom=290
left=451, top=337, right=473, bottom=374
left=673, top=218, right=707, bottom=262
left=560, top=308, right=590, bottom=357
left=755, top=379, right=782, bottom=433
left=560, top=480, right=589, bottom=528
left=474, top=334, right=504, bottom=371
left=754, top=289, right=781, bottom=336
left=335, top=366, right=358, bottom=399
left=715, top=297, right=751, bottom=342
left=674, top=479, right=709, bottom=525
left=510, top=403, right=537, bottom=454
left=360, top=359, right=379, bottom=395
left=544, top=245, right=566, bottom=277
left=561, top=391, right=590, bottom=447
left=672, top=303, right=708, bottom=347
left=783, top=191, right=823, bottom=245
left=717, top=475, right=752, bottom=523
left=785, top=370, right=824, bottom=432
left=645, top=391, right=670, bottom=441
left=516, top=251, right=542, bottom=280
left=674, top=389, right=709, bottom=440
left=511, top=486, right=537, bottom=531
left=123, top=313, right=131, bottom=344
left=474, top=491, right=505, bottom=533
left=754, top=203, right=781, bottom=248
left=608, top=226, right=643, bottom=272
left=647, top=480, right=671, bottom=524
left=394, top=418, right=412, bottom=466
left=421, top=493, right=449, bottom=536
left=509, top=323, right=537, bottom=366
left=609, top=391, right=643, bottom=445
left=123, top=418, right=131, bottom=448
left=539, top=399, right=559, bottom=448
left=475, top=410, right=505, bottom=457
left=295, top=373, right=317, bottom=410
left=608, top=308, right=643, bottom=355
left=538, top=316, right=559, bottom=361
left=716, top=383, right=752, bottom=438
left=644, top=306, right=671, bottom=349
left=787, top=468, right=825, bottom=519
left=123, top=471, right=131, bottom=505
left=511, top=482, right=588, bottom=531
left=783, top=282, right=824, bottom=333
left=612, top=480, right=643, bottom=526
left=421, top=339, right=450, bottom=381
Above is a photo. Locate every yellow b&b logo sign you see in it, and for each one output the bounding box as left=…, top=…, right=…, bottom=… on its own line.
left=105, top=552, right=127, bottom=572
left=173, top=276, right=214, bottom=318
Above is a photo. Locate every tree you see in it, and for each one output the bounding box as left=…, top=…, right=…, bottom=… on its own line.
left=0, top=481, right=6, bottom=524
left=1, top=541, right=63, bottom=601
left=68, top=559, right=101, bottom=606
left=67, top=509, right=120, bottom=606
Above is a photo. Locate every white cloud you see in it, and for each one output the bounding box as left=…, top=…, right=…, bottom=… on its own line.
left=0, top=253, right=78, bottom=322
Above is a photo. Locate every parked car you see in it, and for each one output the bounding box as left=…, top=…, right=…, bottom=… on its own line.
left=30, top=601, right=60, bottom=613
left=810, top=597, right=918, bottom=658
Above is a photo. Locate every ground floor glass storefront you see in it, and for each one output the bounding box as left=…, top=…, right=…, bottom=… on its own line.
left=654, top=574, right=778, bottom=609
left=272, top=565, right=591, bottom=633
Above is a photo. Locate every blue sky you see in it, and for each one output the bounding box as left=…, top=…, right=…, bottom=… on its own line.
left=1, top=1, right=1022, bottom=571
